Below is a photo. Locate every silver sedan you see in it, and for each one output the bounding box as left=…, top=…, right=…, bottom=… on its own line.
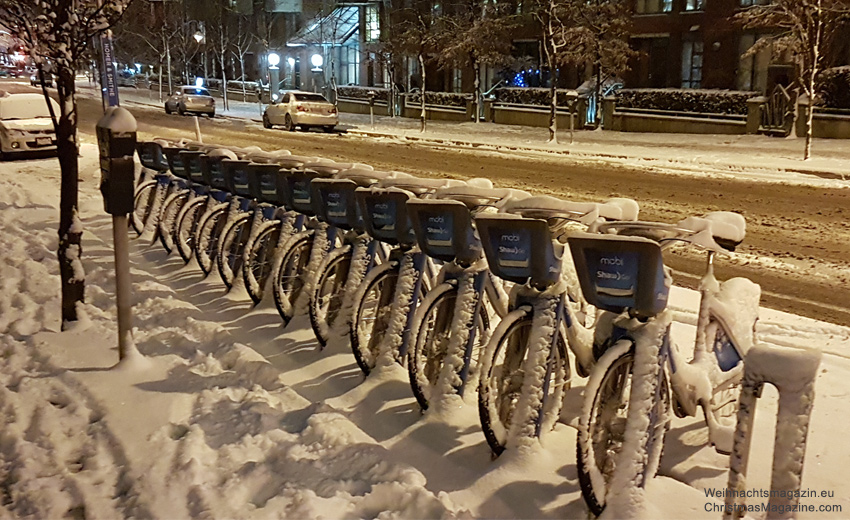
left=165, top=86, right=215, bottom=117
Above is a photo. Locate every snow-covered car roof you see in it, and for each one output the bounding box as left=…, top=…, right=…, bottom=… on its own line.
left=0, top=93, right=60, bottom=121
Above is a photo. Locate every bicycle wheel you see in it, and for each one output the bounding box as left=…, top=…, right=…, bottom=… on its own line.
left=175, top=196, right=206, bottom=264
left=194, top=205, right=227, bottom=277
left=131, top=181, right=157, bottom=236
left=217, top=213, right=252, bottom=290
left=271, top=233, right=314, bottom=325
left=349, top=261, right=399, bottom=375
left=243, top=220, right=282, bottom=304
left=408, top=283, right=493, bottom=411
left=576, top=340, right=670, bottom=516
left=158, top=190, right=189, bottom=255
left=478, top=310, right=569, bottom=457
left=309, top=245, right=352, bottom=347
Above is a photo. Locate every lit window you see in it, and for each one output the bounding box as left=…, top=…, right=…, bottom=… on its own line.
left=366, top=5, right=380, bottom=42
left=684, top=0, right=704, bottom=10
left=636, top=0, right=672, bottom=13
left=681, top=38, right=703, bottom=88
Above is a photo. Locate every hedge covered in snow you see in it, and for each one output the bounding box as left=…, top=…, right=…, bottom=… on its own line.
left=614, top=88, right=757, bottom=115
left=492, top=87, right=583, bottom=108
left=337, top=86, right=390, bottom=102
left=818, top=67, right=850, bottom=109
left=406, top=91, right=471, bottom=108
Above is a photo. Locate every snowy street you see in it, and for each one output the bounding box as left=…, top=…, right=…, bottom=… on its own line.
left=0, top=98, right=849, bottom=517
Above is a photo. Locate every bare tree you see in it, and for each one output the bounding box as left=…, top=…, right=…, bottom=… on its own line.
left=0, top=0, right=131, bottom=328
left=436, top=0, right=516, bottom=123
left=533, top=0, right=632, bottom=142
left=231, top=14, right=256, bottom=101
left=395, top=8, right=442, bottom=132
left=737, top=0, right=850, bottom=159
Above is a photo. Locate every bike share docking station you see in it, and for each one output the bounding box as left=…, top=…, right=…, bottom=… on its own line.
left=724, top=344, right=821, bottom=520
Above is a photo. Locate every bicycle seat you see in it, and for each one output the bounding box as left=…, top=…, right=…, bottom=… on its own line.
left=275, top=155, right=322, bottom=170
left=679, top=212, right=746, bottom=252
left=598, top=198, right=640, bottom=221
left=250, top=163, right=287, bottom=205
left=281, top=169, right=336, bottom=215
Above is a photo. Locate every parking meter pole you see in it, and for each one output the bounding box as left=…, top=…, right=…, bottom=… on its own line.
left=112, top=214, right=132, bottom=356
left=368, top=90, right=377, bottom=130
left=96, top=107, right=138, bottom=361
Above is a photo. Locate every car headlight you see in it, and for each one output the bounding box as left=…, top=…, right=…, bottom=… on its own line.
left=8, top=129, right=27, bottom=137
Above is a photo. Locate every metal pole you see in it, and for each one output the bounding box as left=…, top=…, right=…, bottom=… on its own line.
left=112, top=214, right=133, bottom=359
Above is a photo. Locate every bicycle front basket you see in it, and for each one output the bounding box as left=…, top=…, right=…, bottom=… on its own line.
left=163, top=146, right=189, bottom=179
left=178, top=150, right=205, bottom=184
left=200, top=155, right=229, bottom=190
left=475, top=214, right=562, bottom=288
left=312, top=179, right=359, bottom=229
left=568, top=233, right=669, bottom=318
left=251, top=164, right=285, bottom=205
left=136, top=141, right=168, bottom=172
left=356, top=188, right=415, bottom=247
left=221, top=159, right=254, bottom=198
left=408, top=199, right=480, bottom=265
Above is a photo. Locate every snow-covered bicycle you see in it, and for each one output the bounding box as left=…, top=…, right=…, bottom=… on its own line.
left=571, top=213, right=759, bottom=516
left=473, top=195, right=639, bottom=456
left=404, top=183, right=528, bottom=411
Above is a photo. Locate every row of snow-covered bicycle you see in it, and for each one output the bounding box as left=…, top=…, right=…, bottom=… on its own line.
left=131, top=138, right=761, bottom=516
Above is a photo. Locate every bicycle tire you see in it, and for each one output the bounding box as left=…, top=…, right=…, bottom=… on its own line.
left=271, top=233, right=314, bottom=326
left=217, top=213, right=252, bottom=290
left=243, top=220, right=283, bottom=304
left=309, top=245, right=352, bottom=347
left=576, top=340, right=670, bottom=516
left=407, top=283, right=493, bottom=411
left=477, top=310, right=569, bottom=457
left=131, top=181, right=157, bottom=236
left=194, top=205, right=227, bottom=277
left=349, top=261, right=399, bottom=376
left=175, top=196, right=207, bottom=264
left=158, top=190, right=189, bottom=254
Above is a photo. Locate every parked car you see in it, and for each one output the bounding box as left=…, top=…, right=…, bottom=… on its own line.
left=29, top=73, right=54, bottom=88
left=0, top=92, right=58, bottom=157
left=263, top=91, right=338, bottom=132
left=165, top=86, right=215, bottom=117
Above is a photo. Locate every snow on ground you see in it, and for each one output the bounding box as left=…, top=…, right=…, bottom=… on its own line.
left=0, top=144, right=848, bottom=519
left=81, top=82, right=850, bottom=190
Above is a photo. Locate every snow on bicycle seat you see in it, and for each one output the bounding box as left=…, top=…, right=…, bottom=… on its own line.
left=337, top=169, right=396, bottom=187
left=598, top=198, right=639, bottom=221
left=678, top=212, right=746, bottom=252
left=434, top=184, right=530, bottom=210
left=504, top=195, right=602, bottom=223
left=375, top=177, right=462, bottom=197
left=207, top=148, right=238, bottom=160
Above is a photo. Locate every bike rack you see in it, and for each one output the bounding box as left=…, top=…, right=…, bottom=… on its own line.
left=724, top=344, right=821, bottom=520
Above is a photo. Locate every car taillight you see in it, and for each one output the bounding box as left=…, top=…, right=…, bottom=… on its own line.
left=330, top=106, right=338, bottom=114
left=296, top=104, right=306, bottom=112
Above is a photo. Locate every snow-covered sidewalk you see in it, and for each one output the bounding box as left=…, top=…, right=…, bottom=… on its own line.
left=0, top=141, right=849, bottom=518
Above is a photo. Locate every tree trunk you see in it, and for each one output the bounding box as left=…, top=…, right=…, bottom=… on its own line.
left=55, top=66, right=85, bottom=328
left=240, top=56, right=247, bottom=102
left=166, top=41, right=173, bottom=93
left=419, top=52, right=426, bottom=132
left=473, top=59, right=480, bottom=123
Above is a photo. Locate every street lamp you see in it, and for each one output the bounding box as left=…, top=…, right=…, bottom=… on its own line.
left=310, top=53, right=323, bottom=71
left=268, top=52, right=280, bottom=103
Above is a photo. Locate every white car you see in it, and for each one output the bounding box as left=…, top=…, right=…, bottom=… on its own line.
left=0, top=92, right=58, bottom=157
left=263, top=91, right=338, bottom=132
left=165, top=86, right=215, bottom=117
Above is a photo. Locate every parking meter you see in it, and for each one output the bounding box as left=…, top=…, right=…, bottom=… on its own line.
left=368, top=90, right=377, bottom=128
left=96, top=106, right=137, bottom=215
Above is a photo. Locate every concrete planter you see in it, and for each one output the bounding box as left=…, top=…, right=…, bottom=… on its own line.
left=796, top=101, right=850, bottom=139
left=337, top=98, right=389, bottom=116
left=603, top=96, right=747, bottom=134
left=491, top=103, right=585, bottom=129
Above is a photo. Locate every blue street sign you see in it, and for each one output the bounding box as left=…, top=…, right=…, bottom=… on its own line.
left=100, top=34, right=119, bottom=107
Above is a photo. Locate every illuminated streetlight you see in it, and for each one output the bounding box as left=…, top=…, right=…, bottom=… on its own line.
left=195, top=76, right=204, bottom=87
left=193, top=31, right=204, bottom=44
left=268, top=52, right=280, bottom=69
left=287, top=57, right=295, bottom=68
left=310, top=54, right=323, bottom=69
